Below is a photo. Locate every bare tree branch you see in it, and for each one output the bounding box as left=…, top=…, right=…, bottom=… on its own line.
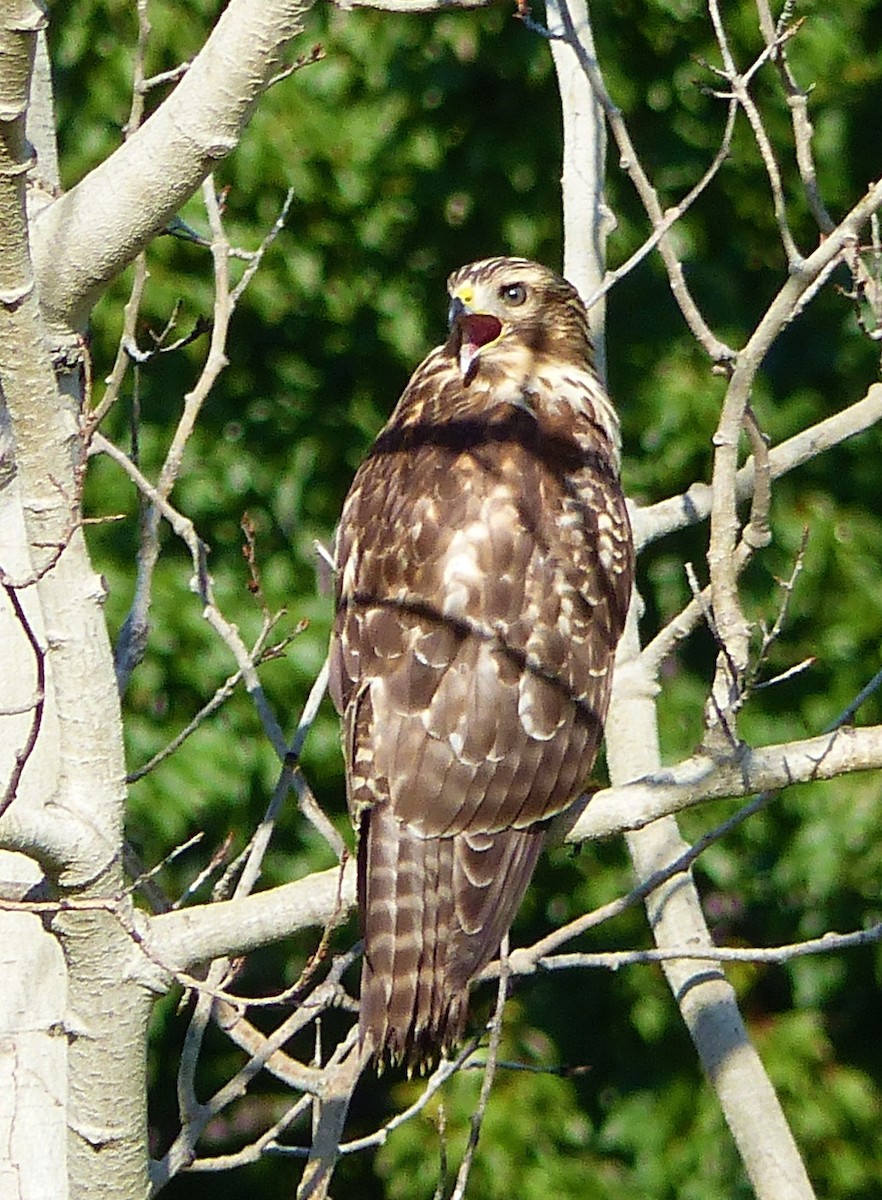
left=153, top=981, right=355, bottom=1190
left=113, top=176, right=237, bottom=691
left=449, top=939, right=509, bottom=1200
left=540, top=0, right=735, bottom=363
left=519, top=922, right=882, bottom=974
left=755, top=0, right=833, bottom=234
left=186, top=1096, right=312, bottom=1172
left=270, top=1037, right=484, bottom=1158
left=545, top=0, right=612, bottom=376
left=30, top=0, right=313, bottom=333
left=142, top=861, right=357, bottom=981
left=708, top=178, right=882, bottom=713
left=633, top=381, right=882, bottom=550
left=707, top=0, right=802, bottom=267
left=294, top=1038, right=363, bottom=1200
left=568, top=725, right=882, bottom=843
left=584, top=96, right=738, bottom=317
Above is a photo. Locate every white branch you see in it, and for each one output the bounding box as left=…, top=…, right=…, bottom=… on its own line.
left=632, top=381, right=882, bottom=550
left=519, top=922, right=882, bottom=973
left=31, top=0, right=312, bottom=334
left=708, top=179, right=882, bottom=680
left=546, top=0, right=612, bottom=377
left=140, top=861, right=356, bottom=983
left=566, top=725, right=882, bottom=843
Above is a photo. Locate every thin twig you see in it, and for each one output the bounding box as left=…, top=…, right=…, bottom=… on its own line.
left=755, top=0, right=833, bottom=234
left=183, top=1096, right=312, bottom=1172
left=532, top=0, right=738, bottom=362
left=124, top=832, right=205, bottom=899
left=741, top=529, right=809, bottom=702
left=633, top=382, right=882, bottom=550
left=0, top=584, right=46, bottom=817
left=230, top=187, right=295, bottom=305
left=707, top=0, right=802, bottom=267
left=270, top=1037, right=485, bottom=1157
left=530, top=922, right=882, bottom=973
left=584, top=98, right=738, bottom=314
left=450, top=938, right=510, bottom=1200
left=126, top=622, right=296, bottom=783
left=141, top=61, right=192, bottom=94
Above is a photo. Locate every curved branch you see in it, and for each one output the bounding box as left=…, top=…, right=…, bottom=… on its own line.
left=632, top=381, right=882, bottom=550
left=708, top=179, right=882, bottom=679
left=565, top=725, right=882, bottom=843
left=542, top=0, right=734, bottom=362
left=524, top=922, right=882, bottom=973
left=31, top=0, right=312, bottom=333
left=0, top=582, right=45, bottom=817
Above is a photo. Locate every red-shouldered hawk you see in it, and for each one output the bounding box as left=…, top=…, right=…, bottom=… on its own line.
left=329, top=257, right=633, bottom=1068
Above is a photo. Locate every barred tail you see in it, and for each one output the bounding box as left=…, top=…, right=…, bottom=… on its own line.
left=357, top=802, right=545, bottom=1069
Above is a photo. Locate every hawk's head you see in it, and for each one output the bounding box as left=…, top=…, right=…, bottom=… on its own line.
left=445, top=256, right=593, bottom=383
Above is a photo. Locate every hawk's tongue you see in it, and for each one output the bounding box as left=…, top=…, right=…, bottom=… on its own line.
left=458, top=313, right=502, bottom=378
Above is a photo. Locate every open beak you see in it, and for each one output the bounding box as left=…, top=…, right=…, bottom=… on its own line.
left=448, top=295, right=502, bottom=382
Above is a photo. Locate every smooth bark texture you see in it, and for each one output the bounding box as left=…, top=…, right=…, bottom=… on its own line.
left=551, top=3, right=816, bottom=1196
left=546, top=0, right=612, bottom=379
left=567, top=724, right=882, bottom=841
left=1, top=5, right=70, bottom=1196
left=608, top=618, right=815, bottom=1200
left=30, top=0, right=312, bottom=334
left=0, top=904, right=67, bottom=1200
left=0, top=4, right=310, bottom=1198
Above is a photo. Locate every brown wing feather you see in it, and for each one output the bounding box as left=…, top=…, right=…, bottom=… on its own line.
left=331, top=258, right=633, bottom=1067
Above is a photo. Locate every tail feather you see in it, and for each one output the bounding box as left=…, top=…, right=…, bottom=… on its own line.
left=358, top=801, right=545, bottom=1068
left=448, top=825, right=544, bottom=989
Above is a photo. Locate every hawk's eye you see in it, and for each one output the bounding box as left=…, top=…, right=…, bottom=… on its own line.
left=499, top=282, right=527, bottom=306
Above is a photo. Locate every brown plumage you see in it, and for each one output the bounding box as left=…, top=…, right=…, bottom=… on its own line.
left=329, top=257, right=633, bottom=1068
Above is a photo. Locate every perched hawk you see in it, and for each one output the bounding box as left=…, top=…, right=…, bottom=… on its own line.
left=329, top=257, right=633, bottom=1067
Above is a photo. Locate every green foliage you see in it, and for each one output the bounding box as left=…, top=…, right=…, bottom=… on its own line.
left=48, top=0, right=882, bottom=1196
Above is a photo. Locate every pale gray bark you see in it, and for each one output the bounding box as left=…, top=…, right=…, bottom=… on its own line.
left=1, top=6, right=73, bottom=1196
left=0, top=898, right=67, bottom=1200
left=548, top=3, right=818, bottom=1197
left=30, top=0, right=312, bottom=335
left=607, top=613, right=817, bottom=1200
left=0, top=4, right=312, bottom=1198
left=546, top=0, right=613, bottom=379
